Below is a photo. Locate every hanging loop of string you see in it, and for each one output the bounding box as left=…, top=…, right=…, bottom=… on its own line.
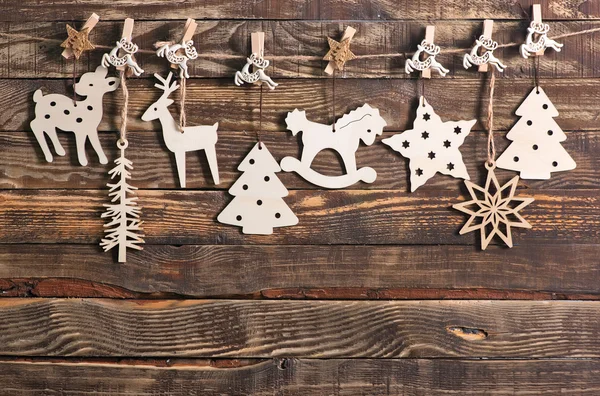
left=486, top=69, right=496, bottom=167
left=331, top=69, right=337, bottom=132
left=119, top=70, right=129, bottom=146
left=257, top=83, right=263, bottom=147
left=534, top=55, right=541, bottom=92
left=179, top=77, right=187, bottom=131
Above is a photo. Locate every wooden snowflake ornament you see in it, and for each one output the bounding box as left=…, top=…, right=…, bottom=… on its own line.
left=218, top=142, right=298, bottom=235
left=100, top=139, right=145, bottom=262
left=382, top=97, right=475, bottom=192
left=496, top=87, right=576, bottom=179
left=453, top=163, right=534, bottom=250
left=280, top=104, right=387, bottom=189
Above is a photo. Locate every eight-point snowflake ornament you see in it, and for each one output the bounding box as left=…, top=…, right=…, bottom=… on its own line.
left=453, top=163, right=534, bottom=250
left=382, top=96, right=476, bottom=192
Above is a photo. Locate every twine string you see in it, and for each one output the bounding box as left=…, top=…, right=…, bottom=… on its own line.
left=332, top=69, right=336, bottom=132
left=486, top=69, right=496, bottom=165
left=258, top=83, right=263, bottom=145
left=72, top=58, right=77, bottom=104
left=534, top=55, right=540, bottom=92
left=119, top=70, right=129, bottom=142
left=179, top=77, right=187, bottom=131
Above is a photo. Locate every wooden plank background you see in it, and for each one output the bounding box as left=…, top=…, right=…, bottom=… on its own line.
left=1, top=0, right=600, bottom=394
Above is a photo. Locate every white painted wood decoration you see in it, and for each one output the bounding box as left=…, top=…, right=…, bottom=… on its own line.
left=280, top=104, right=387, bottom=189
left=100, top=139, right=145, bottom=263
left=30, top=65, right=119, bottom=166
left=463, top=20, right=506, bottom=72
left=405, top=26, right=448, bottom=78
left=382, top=97, right=475, bottom=192
left=218, top=142, right=298, bottom=235
left=142, top=72, right=220, bottom=187
left=234, top=32, right=278, bottom=89
left=496, top=86, right=576, bottom=179
left=101, top=18, right=144, bottom=76
left=155, top=18, right=198, bottom=79
left=520, top=4, right=563, bottom=58
left=453, top=162, right=534, bottom=250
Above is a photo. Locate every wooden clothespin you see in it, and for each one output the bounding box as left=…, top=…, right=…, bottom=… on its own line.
left=324, top=26, right=357, bottom=75
left=421, top=26, right=436, bottom=79
left=116, top=18, right=135, bottom=72
left=169, top=18, right=198, bottom=70
left=251, top=32, right=265, bottom=58
left=532, top=4, right=544, bottom=56
left=61, top=13, right=100, bottom=59
left=478, top=20, right=494, bottom=72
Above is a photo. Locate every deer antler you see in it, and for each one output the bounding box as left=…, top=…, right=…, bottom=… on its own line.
left=153, top=72, right=180, bottom=100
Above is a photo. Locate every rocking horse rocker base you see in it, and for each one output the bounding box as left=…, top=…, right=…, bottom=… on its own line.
left=280, top=157, right=377, bottom=189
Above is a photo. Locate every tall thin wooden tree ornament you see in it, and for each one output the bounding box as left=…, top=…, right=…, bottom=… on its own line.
left=99, top=19, right=145, bottom=262
left=454, top=20, right=534, bottom=250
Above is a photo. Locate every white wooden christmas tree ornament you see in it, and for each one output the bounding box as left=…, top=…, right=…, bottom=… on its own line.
left=520, top=4, right=563, bottom=58
left=155, top=18, right=198, bottom=79
left=30, top=65, right=119, bottom=166
left=382, top=97, right=475, bottom=192
left=453, top=162, right=534, bottom=250
left=142, top=72, right=220, bottom=188
left=101, top=18, right=144, bottom=76
left=463, top=20, right=506, bottom=73
left=496, top=86, right=575, bottom=179
left=218, top=142, right=298, bottom=235
left=405, top=26, right=448, bottom=78
left=100, top=138, right=145, bottom=262
left=234, top=32, right=278, bottom=90
left=280, top=105, right=387, bottom=189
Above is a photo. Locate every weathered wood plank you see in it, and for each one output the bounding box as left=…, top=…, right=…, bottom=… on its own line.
left=2, top=0, right=599, bottom=21
left=1, top=130, right=596, bottom=190
left=1, top=244, right=600, bottom=298
left=0, top=189, right=598, bottom=245
left=2, top=78, right=599, bottom=133
left=1, top=299, right=600, bottom=357
left=3, top=20, right=600, bottom=79
left=2, top=358, right=600, bottom=395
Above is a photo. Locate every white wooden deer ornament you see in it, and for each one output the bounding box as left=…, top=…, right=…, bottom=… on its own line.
left=142, top=72, right=220, bottom=188
left=155, top=18, right=199, bottom=79
left=463, top=20, right=506, bottom=72
left=101, top=19, right=144, bottom=76
left=30, top=65, right=119, bottom=166
left=520, top=5, right=563, bottom=58
left=234, top=32, right=278, bottom=90
left=405, top=26, right=448, bottom=78
left=280, top=105, right=387, bottom=189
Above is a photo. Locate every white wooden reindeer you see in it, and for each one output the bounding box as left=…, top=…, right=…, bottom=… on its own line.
left=102, top=38, right=145, bottom=76
left=156, top=40, right=198, bottom=79
left=30, top=65, right=119, bottom=166
left=405, top=40, right=449, bottom=77
left=141, top=72, right=220, bottom=187
left=463, top=36, right=506, bottom=72
left=520, top=21, right=563, bottom=58
left=234, top=53, right=278, bottom=90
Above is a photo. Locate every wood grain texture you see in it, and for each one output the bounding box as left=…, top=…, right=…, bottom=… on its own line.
left=1, top=244, right=599, bottom=298
left=2, top=358, right=600, bottom=395
left=2, top=129, right=596, bottom=190
left=1, top=299, right=600, bottom=357
left=3, top=20, right=600, bottom=79
left=2, top=78, right=600, bottom=133
left=0, top=189, right=599, bottom=245
left=2, top=0, right=599, bottom=21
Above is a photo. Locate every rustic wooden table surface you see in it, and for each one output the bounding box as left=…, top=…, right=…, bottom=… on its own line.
left=1, top=0, right=600, bottom=394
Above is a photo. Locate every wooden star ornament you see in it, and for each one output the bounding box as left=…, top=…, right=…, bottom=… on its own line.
left=61, top=25, right=95, bottom=59
left=452, top=163, right=534, bottom=250
left=323, top=37, right=356, bottom=71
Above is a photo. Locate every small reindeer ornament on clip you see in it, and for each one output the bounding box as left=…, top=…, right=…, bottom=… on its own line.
left=463, top=20, right=506, bottom=72
left=520, top=4, right=563, bottom=58
left=234, top=32, right=278, bottom=89
left=101, top=19, right=144, bottom=76
left=405, top=26, right=448, bottom=78
left=155, top=18, right=198, bottom=79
